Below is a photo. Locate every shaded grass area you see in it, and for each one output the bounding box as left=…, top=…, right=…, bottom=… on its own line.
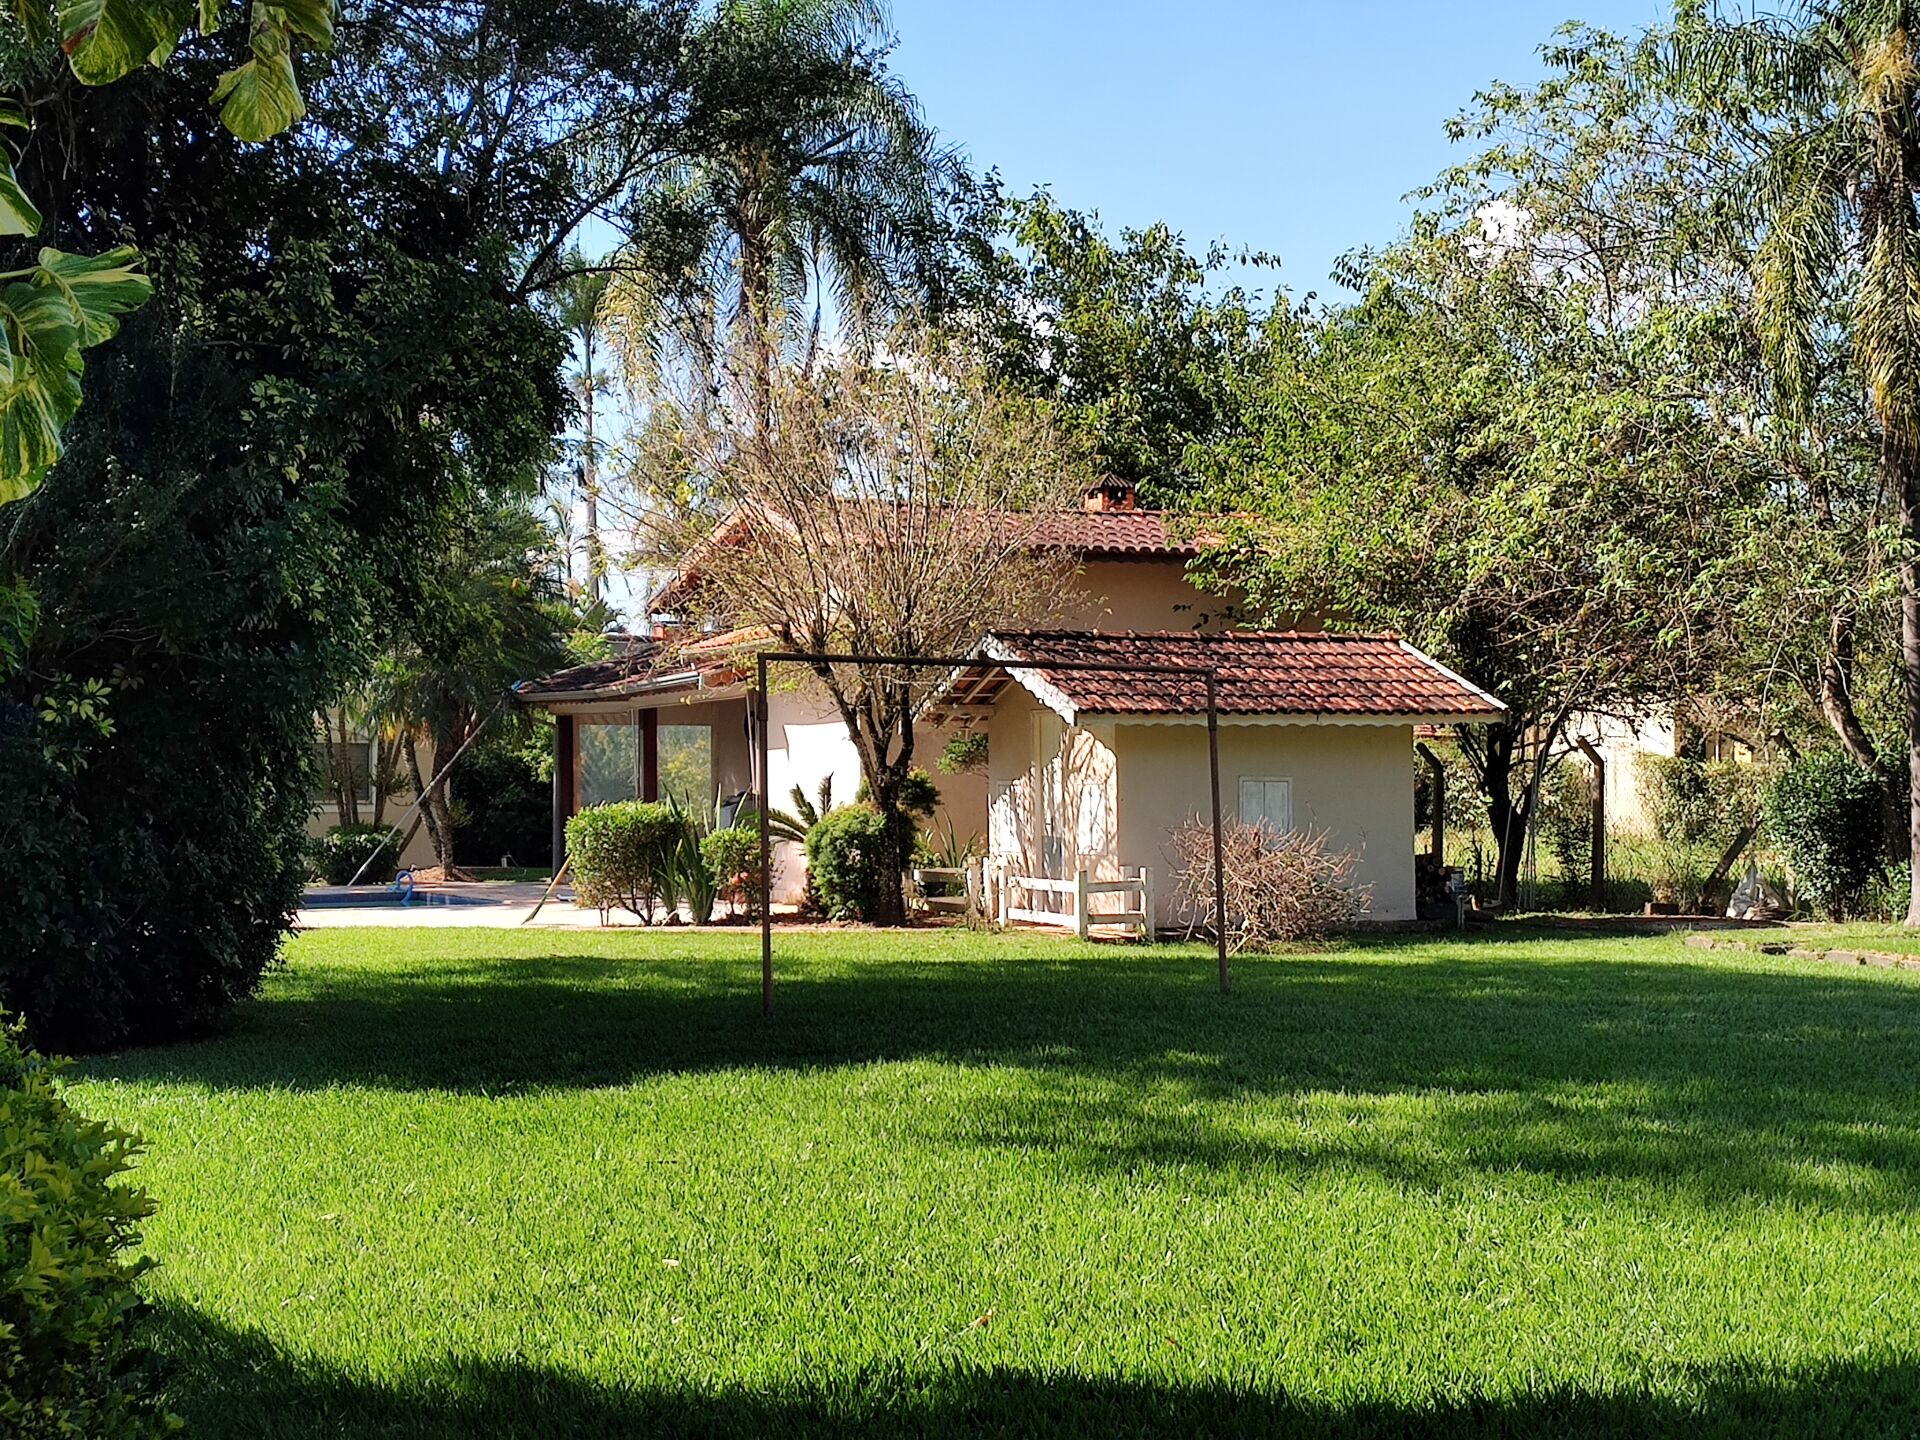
left=72, top=926, right=1920, bottom=1437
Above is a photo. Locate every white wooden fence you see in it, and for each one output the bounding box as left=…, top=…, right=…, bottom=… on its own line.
left=909, top=862, right=983, bottom=916
left=991, top=862, right=1155, bottom=941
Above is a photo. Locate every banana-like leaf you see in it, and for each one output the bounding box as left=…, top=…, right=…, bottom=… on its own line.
left=0, top=249, right=151, bottom=505
left=36, top=245, right=153, bottom=345
left=212, top=14, right=303, bottom=142
left=57, top=0, right=193, bottom=86
left=268, top=0, right=333, bottom=47
left=0, top=151, right=41, bottom=237
left=0, top=282, right=86, bottom=504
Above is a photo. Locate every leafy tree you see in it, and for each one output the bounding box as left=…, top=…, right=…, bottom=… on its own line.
left=1441, top=21, right=1898, bottom=798
left=1655, top=1, right=1920, bottom=922
left=0, top=19, right=567, bottom=1049
left=371, top=498, right=574, bottom=878
left=1193, top=225, right=1745, bottom=908
left=0, top=0, right=335, bottom=507
left=947, top=185, right=1272, bottom=504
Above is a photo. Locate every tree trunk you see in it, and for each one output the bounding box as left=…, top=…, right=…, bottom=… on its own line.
left=738, top=224, right=775, bottom=439
left=1819, top=608, right=1883, bottom=775
left=862, top=775, right=914, bottom=926
left=1896, top=430, right=1920, bottom=927
left=370, top=730, right=388, bottom=829
left=581, top=324, right=604, bottom=607
left=402, top=732, right=449, bottom=873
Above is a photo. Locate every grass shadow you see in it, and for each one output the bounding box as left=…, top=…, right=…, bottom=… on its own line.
left=153, top=1300, right=1920, bottom=1439
left=74, top=930, right=1920, bottom=1210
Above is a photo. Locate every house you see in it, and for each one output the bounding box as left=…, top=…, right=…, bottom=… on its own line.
left=515, top=485, right=1507, bottom=924
left=925, top=631, right=1504, bottom=923
left=307, top=714, right=438, bottom=868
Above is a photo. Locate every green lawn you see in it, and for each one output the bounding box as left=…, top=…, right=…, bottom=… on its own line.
left=1753, top=923, right=1920, bottom=957
left=71, top=926, right=1920, bottom=1438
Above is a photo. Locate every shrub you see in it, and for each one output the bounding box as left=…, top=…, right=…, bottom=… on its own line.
left=1169, top=817, right=1371, bottom=949
left=937, top=732, right=988, bottom=775
left=702, top=827, right=764, bottom=916
left=856, top=767, right=941, bottom=819
left=1860, top=861, right=1913, bottom=924
left=805, top=805, right=898, bottom=921
left=0, top=1019, right=171, bottom=1438
left=567, top=801, right=677, bottom=923
left=310, top=823, right=402, bottom=886
left=1764, top=751, right=1886, bottom=919
left=1540, top=764, right=1594, bottom=900
left=1635, top=756, right=1759, bottom=911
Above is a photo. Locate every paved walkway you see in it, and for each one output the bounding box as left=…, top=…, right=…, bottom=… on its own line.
left=296, top=881, right=775, bottom=930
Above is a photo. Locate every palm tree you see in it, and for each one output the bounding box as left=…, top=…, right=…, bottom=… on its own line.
left=618, top=0, right=961, bottom=427
left=548, top=255, right=614, bottom=605
left=1664, top=3, right=1920, bottom=922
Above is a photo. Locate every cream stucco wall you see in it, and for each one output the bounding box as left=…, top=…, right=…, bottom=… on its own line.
left=1059, top=559, right=1247, bottom=632
left=761, top=688, right=988, bottom=903
left=1113, top=722, right=1416, bottom=923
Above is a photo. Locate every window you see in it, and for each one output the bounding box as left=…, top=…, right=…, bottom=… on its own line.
left=1239, top=777, right=1292, bottom=835
left=578, top=720, right=639, bottom=808
left=312, top=740, right=374, bottom=808
left=659, top=725, right=712, bottom=812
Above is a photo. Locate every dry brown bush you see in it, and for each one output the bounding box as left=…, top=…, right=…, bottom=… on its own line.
left=1170, top=817, right=1371, bottom=950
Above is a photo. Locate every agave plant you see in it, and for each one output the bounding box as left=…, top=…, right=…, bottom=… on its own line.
left=663, top=797, right=718, bottom=925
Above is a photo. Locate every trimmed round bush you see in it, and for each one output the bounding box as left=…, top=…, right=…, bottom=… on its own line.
left=804, top=805, right=898, bottom=921
left=310, top=823, right=401, bottom=886
left=1763, top=751, right=1886, bottom=919
left=567, top=801, right=677, bottom=922
left=0, top=1018, right=171, bottom=1438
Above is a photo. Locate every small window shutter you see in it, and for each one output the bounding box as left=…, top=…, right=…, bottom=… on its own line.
left=1238, top=777, right=1263, bottom=824
left=1239, top=778, right=1292, bottom=834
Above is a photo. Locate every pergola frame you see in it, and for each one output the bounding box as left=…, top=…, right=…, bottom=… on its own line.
left=754, top=649, right=1230, bottom=1016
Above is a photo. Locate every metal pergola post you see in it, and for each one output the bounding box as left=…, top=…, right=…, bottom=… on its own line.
left=753, top=648, right=1231, bottom=1017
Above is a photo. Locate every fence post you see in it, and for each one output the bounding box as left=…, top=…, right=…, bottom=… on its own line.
left=966, top=858, right=982, bottom=918
left=1576, top=737, right=1607, bottom=911
left=1074, top=863, right=1090, bottom=940
left=1141, top=864, right=1156, bottom=943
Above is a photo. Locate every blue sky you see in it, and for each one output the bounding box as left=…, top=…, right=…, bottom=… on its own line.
left=888, top=0, right=1672, bottom=298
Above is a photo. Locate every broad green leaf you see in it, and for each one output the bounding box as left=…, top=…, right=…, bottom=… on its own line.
left=0, top=283, right=84, bottom=504
left=0, top=98, right=28, bottom=129
left=57, top=0, right=192, bottom=85
left=267, top=0, right=333, bottom=47
left=0, top=249, right=151, bottom=506
left=0, top=150, right=41, bottom=237
left=212, top=21, right=303, bottom=142
left=36, top=245, right=152, bottom=345
left=196, top=0, right=219, bottom=32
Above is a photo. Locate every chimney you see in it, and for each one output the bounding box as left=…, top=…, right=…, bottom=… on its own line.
left=1083, top=478, right=1139, bottom=513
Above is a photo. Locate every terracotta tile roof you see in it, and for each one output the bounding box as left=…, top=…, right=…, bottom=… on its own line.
left=679, top=624, right=774, bottom=656
left=1022, top=510, right=1212, bottom=558
left=650, top=506, right=1215, bottom=612
left=517, top=625, right=783, bottom=703
left=973, top=630, right=1506, bottom=721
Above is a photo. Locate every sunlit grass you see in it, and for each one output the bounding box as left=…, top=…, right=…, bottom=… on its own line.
left=71, top=925, right=1920, bottom=1437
